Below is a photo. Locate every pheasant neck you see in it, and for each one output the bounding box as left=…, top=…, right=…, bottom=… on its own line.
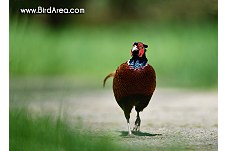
left=128, top=55, right=148, bottom=69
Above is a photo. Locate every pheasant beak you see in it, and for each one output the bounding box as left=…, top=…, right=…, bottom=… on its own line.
left=131, top=45, right=138, bottom=52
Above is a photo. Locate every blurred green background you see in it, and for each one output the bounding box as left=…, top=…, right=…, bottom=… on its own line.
left=10, top=0, right=218, bottom=88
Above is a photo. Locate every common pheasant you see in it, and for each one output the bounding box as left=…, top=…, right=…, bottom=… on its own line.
left=103, top=42, right=156, bottom=135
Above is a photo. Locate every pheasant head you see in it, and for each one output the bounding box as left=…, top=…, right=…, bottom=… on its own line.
left=130, top=42, right=148, bottom=58
left=129, top=42, right=148, bottom=69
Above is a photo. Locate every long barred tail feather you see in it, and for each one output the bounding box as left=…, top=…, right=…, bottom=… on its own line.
left=103, top=72, right=115, bottom=88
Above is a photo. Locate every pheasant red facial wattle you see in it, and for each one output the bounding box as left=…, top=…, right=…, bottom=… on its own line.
left=137, top=42, right=145, bottom=57
left=103, top=42, right=156, bottom=135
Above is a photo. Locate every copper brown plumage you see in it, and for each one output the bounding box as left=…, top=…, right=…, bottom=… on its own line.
left=103, top=42, right=156, bottom=135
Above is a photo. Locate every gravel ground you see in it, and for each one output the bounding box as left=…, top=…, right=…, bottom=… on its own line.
left=24, top=88, right=217, bottom=150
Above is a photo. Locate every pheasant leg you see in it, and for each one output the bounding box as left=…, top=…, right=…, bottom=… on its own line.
left=127, top=119, right=132, bottom=135
left=133, top=112, right=141, bottom=132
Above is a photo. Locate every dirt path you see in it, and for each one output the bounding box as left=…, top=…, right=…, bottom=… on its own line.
left=27, top=88, right=218, bottom=150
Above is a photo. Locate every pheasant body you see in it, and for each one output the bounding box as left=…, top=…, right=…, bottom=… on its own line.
left=113, top=62, right=156, bottom=103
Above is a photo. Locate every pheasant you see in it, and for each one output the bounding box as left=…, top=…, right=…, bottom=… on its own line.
left=103, top=42, right=156, bottom=135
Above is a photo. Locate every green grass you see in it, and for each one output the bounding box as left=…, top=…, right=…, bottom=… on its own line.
left=10, top=107, right=121, bottom=151
left=10, top=19, right=217, bottom=88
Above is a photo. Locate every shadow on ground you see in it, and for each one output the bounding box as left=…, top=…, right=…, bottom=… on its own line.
left=118, top=131, right=162, bottom=137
